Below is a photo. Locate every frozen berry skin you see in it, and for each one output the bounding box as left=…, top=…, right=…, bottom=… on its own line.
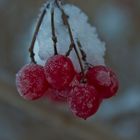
left=44, top=55, right=76, bottom=90
left=68, top=84, right=101, bottom=120
left=86, top=65, right=119, bottom=99
left=16, top=63, right=49, bottom=100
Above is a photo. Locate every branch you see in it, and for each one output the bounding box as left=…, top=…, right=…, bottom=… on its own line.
left=55, top=0, right=85, bottom=74
left=29, top=3, right=49, bottom=63
left=51, top=6, right=58, bottom=55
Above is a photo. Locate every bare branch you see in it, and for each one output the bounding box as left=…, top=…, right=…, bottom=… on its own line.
left=56, top=0, right=85, bottom=74
left=51, top=6, right=58, bottom=55
left=29, top=3, right=49, bottom=63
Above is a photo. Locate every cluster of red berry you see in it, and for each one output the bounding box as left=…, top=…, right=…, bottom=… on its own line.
left=16, top=0, right=119, bottom=120
left=16, top=54, right=119, bottom=120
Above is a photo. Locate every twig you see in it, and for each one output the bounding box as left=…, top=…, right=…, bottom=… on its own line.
left=77, top=40, right=93, bottom=69
left=29, top=3, right=50, bottom=64
left=77, top=40, right=87, bottom=62
left=55, top=0, right=85, bottom=74
left=51, top=6, right=58, bottom=55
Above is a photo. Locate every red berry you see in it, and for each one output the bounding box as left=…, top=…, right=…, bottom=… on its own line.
left=44, top=55, right=76, bottom=90
left=86, top=65, right=119, bottom=99
left=16, top=63, right=49, bottom=100
left=68, top=84, right=101, bottom=120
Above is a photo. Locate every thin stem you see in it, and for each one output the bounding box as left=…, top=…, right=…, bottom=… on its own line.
left=51, top=6, right=58, bottom=55
left=29, top=4, right=49, bottom=64
left=77, top=41, right=88, bottom=69
left=55, top=0, right=85, bottom=74
left=77, top=40, right=94, bottom=69
left=77, top=41, right=88, bottom=67
left=77, top=41, right=87, bottom=62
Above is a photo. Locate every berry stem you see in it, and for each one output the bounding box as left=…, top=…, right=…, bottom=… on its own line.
left=77, top=40, right=87, bottom=62
left=51, top=6, right=58, bottom=55
left=29, top=4, right=49, bottom=64
left=55, top=0, right=85, bottom=74
left=77, top=40, right=94, bottom=69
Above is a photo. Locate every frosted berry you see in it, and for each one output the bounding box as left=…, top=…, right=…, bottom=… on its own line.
left=68, top=84, right=101, bottom=120
left=44, top=55, right=76, bottom=90
left=16, top=63, right=49, bottom=100
left=86, top=65, right=119, bottom=99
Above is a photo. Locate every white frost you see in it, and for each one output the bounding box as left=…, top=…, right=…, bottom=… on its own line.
left=35, top=3, right=106, bottom=71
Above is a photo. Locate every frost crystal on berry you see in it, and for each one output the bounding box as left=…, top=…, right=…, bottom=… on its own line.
left=68, top=84, right=101, bottom=120
left=16, top=63, right=48, bottom=100
left=86, top=65, right=119, bottom=98
left=44, top=55, right=76, bottom=90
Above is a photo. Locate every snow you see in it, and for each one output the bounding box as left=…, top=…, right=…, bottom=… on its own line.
left=34, top=2, right=106, bottom=71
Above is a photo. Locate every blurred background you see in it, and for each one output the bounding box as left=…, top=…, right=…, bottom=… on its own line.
left=0, top=0, right=140, bottom=140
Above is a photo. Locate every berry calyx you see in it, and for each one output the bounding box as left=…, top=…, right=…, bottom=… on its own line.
left=70, top=72, right=83, bottom=87
left=45, top=88, right=68, bottom=103
left=16, top=63, right=49, bottom=100
left=86, top=65, right=119, bottom=99
left=44, top=55, right=76, bottom=90
left=68, top=84, right=101, bottom=120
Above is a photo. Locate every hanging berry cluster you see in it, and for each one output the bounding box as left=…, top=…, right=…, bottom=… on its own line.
left=16, top=0, right=119, bottom=120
